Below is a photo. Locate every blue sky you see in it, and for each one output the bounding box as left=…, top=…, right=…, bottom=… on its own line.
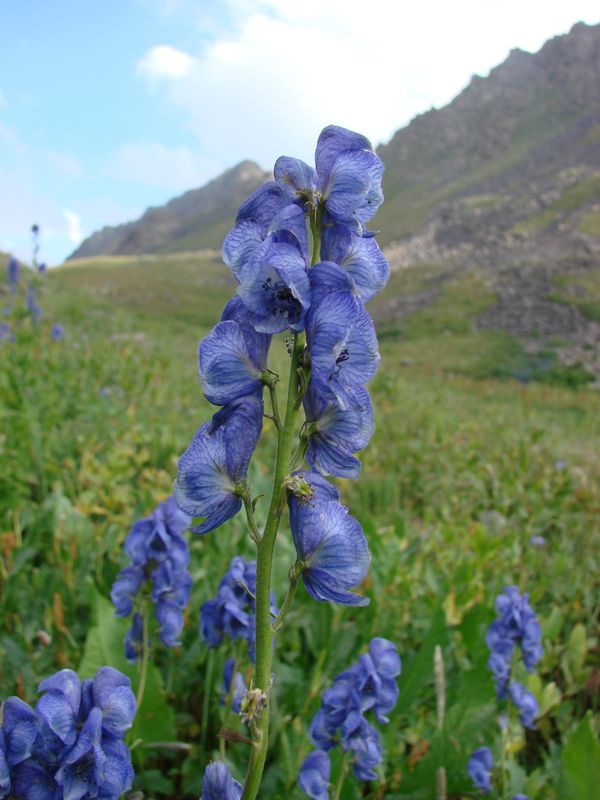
left=1, top=0, right=599, bottom=264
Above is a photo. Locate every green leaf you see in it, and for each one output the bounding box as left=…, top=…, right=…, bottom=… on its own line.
left=396, top=608, right=449, bottom=714
left=78, top=591, right=177, bottom=744
left=557, top=713, right=600, bottom=799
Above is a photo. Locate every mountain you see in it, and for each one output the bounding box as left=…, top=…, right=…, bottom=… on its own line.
left=68, top=160, right=269, bottom=259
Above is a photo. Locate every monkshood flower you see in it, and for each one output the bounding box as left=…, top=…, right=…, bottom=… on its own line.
left=306, top=289, right=380, bottom=410
left=199, top=297, right=271, bottom=406
left=287, top=470, right=370, bottom=606
left=236, top=238, right=311, bottom=333
left=50, top=323, right=64, bottom=341
left=321, top=217, right=389, bottom=303
left=298, top=750, right=330, bottom=800
left=0, top=730, right=9, bottom=799
left=468, top=747, right=493, bottom=793
left=275, top=125, right=384, bottom=231
left=1, top=667, right=135, bottom=800
left=38, top=262, right=47, bottom=275
left=7, top=256, right=20, bottom=287
left=304, top=638, right=400, bottom=790
left=111, top=496, right=191, bottom=653
left=26, top=287, right=42, bottom=324
left=222, top=658, right=246, bottom=714
left=201, top=761, right=243, bottom=800
left=508, top=682, right=539, bottom=729
left=200, top=556, right=277, bottom=662
left=486, top=586, right=543, bottom=697
left=303, top=377, right=373, bottom=479
left=174, top=395, right=262, bottom=534
left=0, top=323, right=15, bottom=344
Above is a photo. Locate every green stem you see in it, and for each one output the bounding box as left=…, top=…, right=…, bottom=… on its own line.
left=310, top=203, right=323, bottom=266
left=136, top=606, right=150, bottom=710
left=243, top=494, right=262, bottom=544
left=241, top=331, right=306, bottom=800
left=200, top=649, right=215, bottom=754
left=333, top=751, right=351, bottom=800
left=272, top=567, right=299, bottom=633
left=268, top=382, right=282, bottom=432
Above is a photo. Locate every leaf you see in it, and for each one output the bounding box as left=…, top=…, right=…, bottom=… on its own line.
left=557, top=713, right=600, bottom=799
left=396, top=608, right=449, bottom=714
left=78, top=591, right=177, bottom=744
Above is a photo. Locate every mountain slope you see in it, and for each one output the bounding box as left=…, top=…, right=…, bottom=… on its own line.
left=68, top=160, right=269, bottom=259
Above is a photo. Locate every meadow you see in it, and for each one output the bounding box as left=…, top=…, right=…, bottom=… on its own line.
left=1, top=250, right=599, bottom=799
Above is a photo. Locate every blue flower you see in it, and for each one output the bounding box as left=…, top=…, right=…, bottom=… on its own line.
left=201, top=761, right=243, bottom=800
left=287, top=471, right=370, bottom=606
left=124, top=495, right=190, bottom=569
left=321, top=219, right=389, bottom=302
left=26, top=287, right=42, bottom=324
left=1, top=697, right=38, bottom=767
left=508, top=682, right=539, bottom=729
left=199, top=298, right=271, bottom=406
left=468, top=746, right=493, bottom=793
left=110, top=566, right=144, bottom=617
left=298, top=750, right=330, bottom=800
left=485, top=586, right=543, bottom=697
left=50, top=323, right=64, bottom=341
left=124, top=613, right=145, bottom=663
left=306, top=290, right=380, bottom=409
left=7, top=257, right=20, bottom=286
left=0, top=323, right=15, bottom=344
left=0, top=730, right=10, bottom=800
left=222, top=658, right=246, bottom=714
left=304, top=378, right=373, bottom=479
left=174, top=396, right=262, bottom=534
left=275, top=125, right=384, bottom=231
left=236, top=239, right=311, bottom=333
left=199, top=556, right=271, bottom=661
left=341, top=712, right=382, bottom=781
left=353, top=638, right=401, bottom=724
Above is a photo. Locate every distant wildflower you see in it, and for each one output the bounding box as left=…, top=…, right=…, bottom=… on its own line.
left=7, top=257, right=20, bottom=287
left=200, top=556, right=276, bottom=662
left=486, top=586, right=543, bottom=698
left=200, top=761, right=242, bottom=800
left=555, top=460, right=566, bottom=471
left=298, top=750, right=330, bottom=800
left=50, top=323, right=64, bottom=341
left=508, top=681, right=539, bottom=729
left=222, top=658, right=246, bottom=714
left=111, top=496, right=191, bottom=656
left=468, top=747, right=493, bottom=793
left=38, top=262, right=47, bottom=275
left=302, top=638, right=400, bottom=790
left=530, top=535, right=546, bottom=547
left=0, top=667, right=135, bottom=800
left=26, top=287, right=41, bottom=324
left=0, top=322, right=15, bottom=344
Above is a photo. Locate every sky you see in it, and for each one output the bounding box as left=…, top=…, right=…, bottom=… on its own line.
left=1, top=1, right=599, bottom=264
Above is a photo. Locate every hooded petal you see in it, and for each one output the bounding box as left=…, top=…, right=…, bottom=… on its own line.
left=315, top=126, right=373, bottom=188
left=92, top=667, right=136, bottom=737
left=274, top=156, right=317, bottom=201
left=323, top=148, right=384, bottom=228
left=110, top=565, right=144, bottom=617
left=222, top=219, right=265, bottom=279
left=221, top=296, right=271, bottom=368
left=291, top=500, right=370, bottom=606
left=201, top=761, right=243, bottom=800
left=321, top=222, right=389, bottom=302
left=210, top=395, right=263, bottom=480
left=199, top=321, right=265, bottom=406
left=236, top=181, right=297, bottom=231
left=38, top=669, right=81, bottom=716
left=156, top=598, right=184, bottom=647
left=298, top=750, right=330, bottom=800
left=2, top=697, right=38, bottom=766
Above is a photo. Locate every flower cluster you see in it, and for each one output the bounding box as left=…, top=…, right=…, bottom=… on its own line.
left=111, top=496, right=191, bottom=658
left=486, top=586, right=542, bottom=728
left=300, top=638, right=401, bottom=794
left=174, top=125, right=387, bottom=534
left=0, top=667, right=135, bottom=800
left=200, top=556, right=276, bottom=662
left=467, top=747, right=529, bottom=798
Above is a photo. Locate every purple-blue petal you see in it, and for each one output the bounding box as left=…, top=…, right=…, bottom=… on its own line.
left=201, top=761, right=243, bottom=800
left=199, top=320, right=265, bottom=406
left=298, top=750, right=330, bottom=800
left=315, top=126, right=373, bottom=188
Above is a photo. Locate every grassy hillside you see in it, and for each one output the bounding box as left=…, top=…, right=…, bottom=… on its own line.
left=1, top=253, right=599, bottom=799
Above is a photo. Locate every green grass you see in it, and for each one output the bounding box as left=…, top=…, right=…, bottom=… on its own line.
left=1, top=254, right=599, bottom=799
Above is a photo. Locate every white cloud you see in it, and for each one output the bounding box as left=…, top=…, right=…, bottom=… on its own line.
left=108, top=141, right=221, bottom=191
left=63, top=210, right=83, bottom=244
left=144, top=0, right=600, bottom=171
left=136, top=45, right=195, bottom=81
